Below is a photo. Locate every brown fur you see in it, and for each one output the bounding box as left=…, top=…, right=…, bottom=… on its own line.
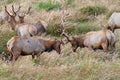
left=7, top=36, right=62, bottom=63
left=63, top=29, right=115, bottom=52
left=4, top=5, right=46, bottom=37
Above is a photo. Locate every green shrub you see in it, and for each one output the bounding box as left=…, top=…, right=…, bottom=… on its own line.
left=64, top=22, right=102, bottom=35
left=80, top=6, right=107, bottom=16
left=46, top=21, right=61, bottom=36
left=7, top=0, right=14, bottom=4
left=36, top=0, right=61, bottom=11
left=64, top=0, right=73, bottom=5
left=69, top=13, right=90, bottom=23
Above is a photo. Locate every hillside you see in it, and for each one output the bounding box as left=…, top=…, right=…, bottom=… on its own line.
left=0, top=0, right=120, bottom=80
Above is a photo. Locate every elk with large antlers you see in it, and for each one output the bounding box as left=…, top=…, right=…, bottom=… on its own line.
left=60, top=10, right=116, bottom=52
left=7, top=36, right=63, bottom=63
left=12, top=5, right=47, bottom=35
left=5, top=5, right=46, bottom=37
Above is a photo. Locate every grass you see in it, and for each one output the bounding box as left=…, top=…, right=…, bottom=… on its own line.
left=0, top=0, right=120, bottom=80
left=36, top=0, right=61, bottom=11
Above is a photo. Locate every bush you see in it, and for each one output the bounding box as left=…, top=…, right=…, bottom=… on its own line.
left=46, top=21, right=61, bottom=36
left=63, top=22, right=102, bottom=35
left=69, top=13, right=90, bottom=23
left=80, top=6, right=107, bottom=16
left=64, top=0, right=73, bottom=5
left=7, top=0, right=14, bottom=4
left=36, top=0, right=61, bottom=11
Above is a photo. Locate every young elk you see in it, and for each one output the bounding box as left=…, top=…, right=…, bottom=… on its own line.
left=7, top=36, right=62, bottom=63
left=60, top=11, right=116, bottom=52
left=5, top=5, right=46, bottom=37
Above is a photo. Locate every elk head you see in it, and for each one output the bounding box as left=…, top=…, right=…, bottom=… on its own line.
left=4, top=5, right=20, bottom=30
left=59, top=10, right=78, bottom=52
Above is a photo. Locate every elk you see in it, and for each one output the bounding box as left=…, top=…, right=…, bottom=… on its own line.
left=7, top=36, right=62, bottom=63
left=107, top=12, right=120, bottom=32
left=0, top=7, right=10, bottom=24
left=5, top=5, right=46, bottom=37
left=12, top=5, right=47, bottom=35
left=60, top=11, right=116, bottom=52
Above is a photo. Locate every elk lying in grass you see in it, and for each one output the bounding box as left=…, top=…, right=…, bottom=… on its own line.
left=7, top=36, right=62, bottom=63
left=59, top=10, right=116, bottom=52
left=5, top=5, right=46, bottom=37
left=107, top=12, right=120, bottom=32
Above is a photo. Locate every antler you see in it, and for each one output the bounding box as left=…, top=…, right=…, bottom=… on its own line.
left=19, top=6, right=31, bottom=17
left=59, top=10, right=71, bottom=41
left=5, top=5, right=11, bottom=16
left=12, top=5, right=21, bottom=16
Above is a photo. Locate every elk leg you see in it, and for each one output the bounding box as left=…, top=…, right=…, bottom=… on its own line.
left=88, top=46, right=94, bottom=52
left=12, top=52, right=20, bottom=64
left=9, top=53, right=13, bottom=61
left=101, top=43, right=108, bottom=52
left=36, top=51, right=44, bottom=58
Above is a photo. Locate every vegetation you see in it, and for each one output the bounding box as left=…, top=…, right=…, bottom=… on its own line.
left=0, top=0, right=120, bottom=80
left=80, top=5, right=108, bottom=16
left=36, top=0, right=61, bottom=11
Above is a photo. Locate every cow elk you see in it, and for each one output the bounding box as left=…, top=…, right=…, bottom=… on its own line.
left=7, top=36, right=63, bottom=63
left=107, top=12, right=120, bottom=32
left=59, top=10, right=116, bottom=52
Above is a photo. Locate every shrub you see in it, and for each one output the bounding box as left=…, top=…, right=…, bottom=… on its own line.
left=36, top=0, right=61, bottom=11
left=64, top=0, right=73, bottom=5
left=69, top=13, right=90, bottom=23
left=64, top=22, right=102, bottom=35
left=46, top=21, right=61, bottom=36
left=7, top=0, right=14, bottom=4
left=80, top=6, right=107, bottom=16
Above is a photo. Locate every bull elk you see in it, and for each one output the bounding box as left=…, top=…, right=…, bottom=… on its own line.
left=5, top=5, right=46, bottom=37
left=0, top=7, right=10, bottom=24
left=7, top=36, right=62, bottom=63
left=107, top=12, right=120, bottom=32
left=59, top=10, right=116, bottom=52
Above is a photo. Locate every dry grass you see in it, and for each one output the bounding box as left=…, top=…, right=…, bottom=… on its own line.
left=0, top=0, right=120, bottom=80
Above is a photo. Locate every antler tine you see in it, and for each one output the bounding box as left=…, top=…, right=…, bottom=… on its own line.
left=21, top=6, right=31, bottom=17
left=5, top=5, right=11, bottom=16
left=16, top=5, right=21, bottom=13
left=12, top=4, right=21, bottom=16
left=26, top=6, right=31, bottom=14
left=12, top=5, right=16, bottom=16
